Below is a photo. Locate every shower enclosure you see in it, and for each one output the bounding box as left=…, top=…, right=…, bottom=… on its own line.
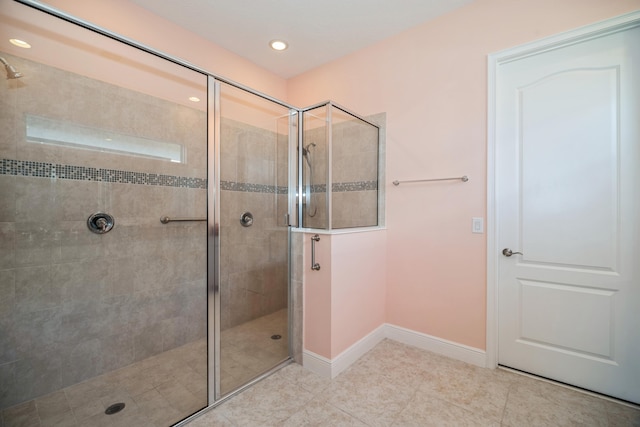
left=0, top=1, right=294, bottom=425
left=0, top=1, right=382, bottom=425
left=301, top=102, right=380, bottom=229
left=214, top=81, right=294, bottom=396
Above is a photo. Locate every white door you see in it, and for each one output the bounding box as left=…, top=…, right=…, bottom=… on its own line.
left=496, top=23, right=640, bottom=403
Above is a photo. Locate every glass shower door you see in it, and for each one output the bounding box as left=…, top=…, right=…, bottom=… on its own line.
left=215, top=81, right=293, bottom=397
left=0, top=3, right=208, bottom=425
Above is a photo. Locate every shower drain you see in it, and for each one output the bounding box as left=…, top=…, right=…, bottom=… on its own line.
left=105, top=402, right=125, bottom=415
left=271, top=334, right=282, bottom=340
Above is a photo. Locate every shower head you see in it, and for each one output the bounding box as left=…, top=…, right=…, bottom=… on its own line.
left=302, top=142, right=316, bottom=156
left=5, top=64, right=23, bottom=79
left=0, top=57, right=23, bottom=79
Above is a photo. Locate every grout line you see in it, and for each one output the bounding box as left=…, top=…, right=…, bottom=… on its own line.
left=499, top=382, right=512, bottom=426
left=497, top=366, right=640, bottom=410
left=392, top=385, right=421, bottom=425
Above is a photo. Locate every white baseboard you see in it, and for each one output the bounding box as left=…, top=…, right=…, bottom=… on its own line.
left=302, top=350, right=333, bottom=378
left=303, top=323, right=486, bottom=378
left=384, top=323, right=486, bottom=367
left=303, top=324, right=386, bottom=378
left=330, top=324, right=386, bottom=378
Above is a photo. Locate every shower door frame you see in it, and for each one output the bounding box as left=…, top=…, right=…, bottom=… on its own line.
left=208, top=77, right=299, bottom=406
left=13, top=0, right=298, bottom=421
left=298, top=101, right=382, bottom=230
left=208, top=78, right=222, bottom=402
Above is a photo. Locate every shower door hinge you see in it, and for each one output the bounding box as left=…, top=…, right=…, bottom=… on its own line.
left=284, top=213, right=291, bottom=227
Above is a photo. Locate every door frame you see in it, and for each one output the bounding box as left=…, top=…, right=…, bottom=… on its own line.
left=485, top=10, right=640, bottom=369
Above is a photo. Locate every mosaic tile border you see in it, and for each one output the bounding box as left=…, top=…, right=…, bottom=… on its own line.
left=310, top=181, right=378, bottom=193
left=221, top=180, right=288, bottom=194
left=0, top=158, right=207, bottom=189
left=334, top=181, right=378, bottom=192
left=0, top=158, right=377, bottom=194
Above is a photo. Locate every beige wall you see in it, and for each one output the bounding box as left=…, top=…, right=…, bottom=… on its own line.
left=219, top=118, right=289, bottom=329
left=217, top=83, right=291, bottom=329
left=331, top=114, right=379, bottom=229
left=288, top=0, right=640, bottom=350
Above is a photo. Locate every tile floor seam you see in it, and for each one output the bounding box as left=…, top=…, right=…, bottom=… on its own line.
left=292, top=384, right=329, bottom=424
left=41, top=408, right=79, bottom=427
left=325, top=399, right=372, bottom=426
left=390, top=383, right=422, bottom=426
left=431, top=393, right=497, bottom=426
left=208, top=408, right=238, bottom=427
left=499, top=381, right=513, bottom=427
left=64, top=387, right=97, bottom=425
left=412, top=375, right=512, bottom=425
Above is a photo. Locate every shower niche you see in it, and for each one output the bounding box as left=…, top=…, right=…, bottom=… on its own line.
left=300, top=102, right=381, bottom=230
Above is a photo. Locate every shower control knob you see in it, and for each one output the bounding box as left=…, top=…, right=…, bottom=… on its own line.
left=240, top=212, right=254, bottom=227
left=87, top=212, right=115, bottom=234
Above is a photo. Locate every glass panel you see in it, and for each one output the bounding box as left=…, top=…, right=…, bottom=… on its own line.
left=0, top=3, right=208, bottom=425
left=331, top=106, right=379, bottom=229
left=301, top=104, right=379, bottom=230
left=218, top=82, right=291, bottom=396
left=301, top=106, right=328, bottom=229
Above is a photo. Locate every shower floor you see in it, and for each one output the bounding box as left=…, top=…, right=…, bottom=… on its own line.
left=0, top=309, right=288, bottom=427
left=220, top=308, right=289, bottom=395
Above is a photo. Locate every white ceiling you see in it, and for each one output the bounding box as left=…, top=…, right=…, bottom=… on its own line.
left=130, top=0, right=474, bottom=79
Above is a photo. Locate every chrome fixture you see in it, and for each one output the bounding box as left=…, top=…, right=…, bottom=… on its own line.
left=310, top=234, right=321, bottom=271
left=160, top=216, right=207, bottom=224
left=302, top=142, right=316, bottom=157
left=0, top=57, right=23, bottom=79
left=502, top=248, right=523, bottom=257
left=302, top=142, right=317, bottom=217
left=87, top=212, right=114, bottom=234
left=393, top=175, right=469, bottom=186
left=240, top=211, right=253, bottom=227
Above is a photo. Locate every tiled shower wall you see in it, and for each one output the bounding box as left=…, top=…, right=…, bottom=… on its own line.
left=302, top=112, right=379, bottom=229
left=0, top=53, right=207, bottom=409
left=332, top=116, right=379, bottom=228
left=219, top=118, right=289, bottom=330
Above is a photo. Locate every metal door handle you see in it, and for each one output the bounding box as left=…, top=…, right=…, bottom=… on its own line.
left=502, top=248, right=523, bottom=257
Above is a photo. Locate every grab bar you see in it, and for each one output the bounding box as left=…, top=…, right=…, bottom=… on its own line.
left=392, top=175, right=469, bottom=186
left=160, top=216, right=207, bottom=224
left=311, top=234, right=321, bottom=271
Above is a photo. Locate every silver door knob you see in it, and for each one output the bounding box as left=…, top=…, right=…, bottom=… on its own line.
left=502, top=248, right=523, bottom=257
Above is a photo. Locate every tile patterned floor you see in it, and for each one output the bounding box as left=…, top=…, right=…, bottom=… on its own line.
left=220, top=309, right=289, bottom=395
left=3, top=334, right=638, bottom=426
left=0, top=309, right=288, bottom=427
left=0, top=339, right=208, bottom=427
left=188, top=339, right=640, bottom=427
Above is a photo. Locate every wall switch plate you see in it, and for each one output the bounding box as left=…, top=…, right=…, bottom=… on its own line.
left=472, top=217, right=484, bottom=234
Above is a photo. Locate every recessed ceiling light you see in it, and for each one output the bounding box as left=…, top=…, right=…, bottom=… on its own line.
left=270, top=40, right=288, bottom=51
left=9, top=39, right=31, bottom=49
left=189, top=96, right=200, bottom=102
